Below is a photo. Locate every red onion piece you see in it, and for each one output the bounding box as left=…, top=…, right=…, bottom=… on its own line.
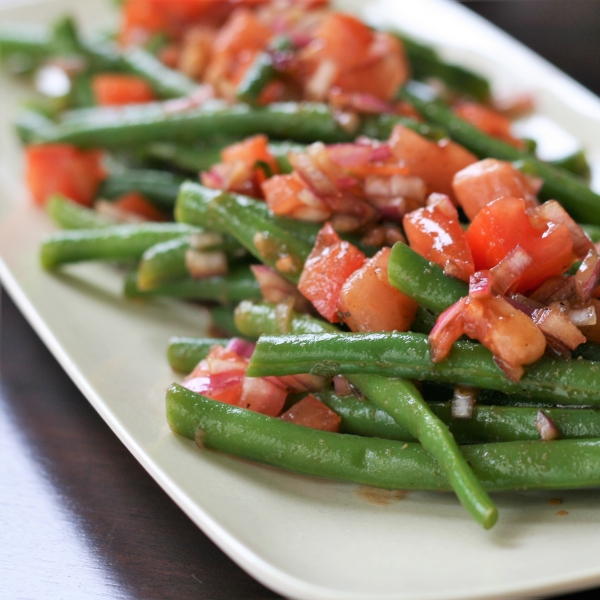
left=568, top=304, right=597, bottom=327
left=536, top=200, right=594, bottom=258
left=183, top=370, right=244, bottom=395
left=288, top=150, right=338, bottom=197
left=429, top=298, right=467, bottom=363
left=535, top=410, right=560, bottom=441
left=532, top=306, right=586, bottom=350
left=370, top=144, right=393, bottom=162
left=327, top=143, right=372, bottom=168
left=493, top=356, right=524, bottom=382
left=575, top=249, right=600, bottom=303
left=426, top=193, right=457, bottom=219
left=469, top=271, right=492, bottom=299
left=490, top=245, right=534, bottom=295
left=530, top=275, right=576, bottom=304
left=451, top=386, right=478, bottom=419
left=95, top=200, right=145, bottom=223
left=277, top=374, right=328, bottom=393
left=225, top=338, right=256, bottom=359
left=251, top=265, right=298, bottom=304
left=185, top=249, right=228, bottom=279
left=333, top=375, right=353, bottom=397
left=347, top=92, right=397, bottom=114
left=364, top=174, right=426, bottom=201
left=306, top=59, right=337, bottom=101
left=505, top=294, right=544, bottom=317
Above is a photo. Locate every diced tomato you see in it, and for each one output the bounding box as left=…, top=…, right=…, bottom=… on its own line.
left=239, top=376, right=287, bottom=417
left=388, top=125, right=477, bottom=200
left=312, top=14, right=373, bottom=72
left=280, top=394, right=341, bottom=432
left=339, top=247, right=418, bottom=332
left=403, top=194, right=475, bottom=281
left=221, top=135, right=278, bottom=174
left=298, top=223, right=366, bottom=322
left=454, top=101, right=524, bottom=149
left=112, top=192, right=167, bottom=222
left=92, top=74, right=156, bottom=106
left=465, top=196, right=575, bottom=293
left=26, top=144, right=106, bottom=207
left=452, top=158, right=539, bottom=221
left=430, top=295, right=547, bottom=381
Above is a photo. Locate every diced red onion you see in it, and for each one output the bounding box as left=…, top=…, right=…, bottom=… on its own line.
left=490, top=245, right=534, bottom=295
left=370, top=197, right=408, bottom=222
left=327, top=143, right=372, bottom=168
left=333, top=375, right=353, bottom=397
left=364, top=174, right=426, bottom=201
left=429, top=298, right=467, bottom=363
left=190, top=231, right=224, bottom=250
left=95, top=200, right=145, bottom=223
left=535, top=410, right=560, bottom=441
left=185, top=249, right=228, bottom=278
left=530, top=276, right=576, bottom=304
left=347, top=92, right=397, bottom=114
left=536, top=200, right=594, bottom=258
left=335, top=176, right=360, bottom=189
left=183, top=370, right=244, bottom=395
left=370, top=144, right=393, bottom=162
left=504, top=294, right=544, bottom=317
left=225, top=338, right=256, bottom=359
left=575, top=249, right=600, bottom=303
left=306, top=59, right=337, bottom=100
left=451, top=386, right=478, bottom=419
left=288, top=151, right=338, bottom=197
left=251, top=265, right=298, bottom=304
left=532, top=306, right=586, bottom=350
left=469, top=271, right=492, bottom=299
left=200, top=166, right=225, bottom=189
left=568, top=304, right=597, bottom=327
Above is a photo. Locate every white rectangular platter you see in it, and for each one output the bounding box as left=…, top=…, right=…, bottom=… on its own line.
left=2, top=1, right=600, bottom=599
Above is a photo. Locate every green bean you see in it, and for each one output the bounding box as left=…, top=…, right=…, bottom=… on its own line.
left=50, top=16, right=80, bottom=57
left=358, top=113, right=447, bottom=141
left=208, top=192, right=313, bottom=283
left=341, top=374, right=498, bottom=528
left=35, top=100, right=357, bottom=147
left=235, top=301, right=495, bottom=526
left=211, top=305, right=253, bottom=339
left=137, top=237, right=191, bottom=289
left=388, top=242, right=467, bottom=313
left=176, top=181, right=321, bottom=246
left=392, top=32, right=491, bottom=101
left=120, top=46, right=197, bottom=99
left=399, top=82, right=600, bottom=225
left=125, top=265, right=261, bottom=303
left=98, top=168, right=185, bottom=209
left=46, top=194, right=118, bottom=229
left=248, top=331, right=600, bottom=406
left=0, top=25, right=49, bottom=73
left=167, top=336, right=229, bottom=373
left=550, top=149, right=591, bottom=182
left=236, top=36, right=293, bottom=105
left=15, top=110, right=58, bottom=145
left=167, top=384, right=600, bottom=493
left=40, top=223, right=200, bottom=269
left=317, top=391, right=600, bottom=443
left=143, top=142, right=228, bottom=173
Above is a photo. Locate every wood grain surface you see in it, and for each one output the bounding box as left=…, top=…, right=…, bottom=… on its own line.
left=2, top=2, right=600, bottom=599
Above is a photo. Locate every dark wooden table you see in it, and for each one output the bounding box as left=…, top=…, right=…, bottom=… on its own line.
left=2, top=2, right=600, bottom=599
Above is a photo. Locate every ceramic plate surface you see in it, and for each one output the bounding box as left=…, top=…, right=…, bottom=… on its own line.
left=2, top=1, right=600, bottom=599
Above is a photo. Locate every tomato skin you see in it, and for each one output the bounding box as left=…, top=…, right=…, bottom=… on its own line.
left=404, top=195, right=475, bottom=282
left=465, top=197, right=575, bottom=293
left=92, top=74, right=156, bottom=106
left=298, top=223, right=366, bottom=322
left=26, top=144, right=106, bottom=207
left=339, top=247, right=418, bottom=332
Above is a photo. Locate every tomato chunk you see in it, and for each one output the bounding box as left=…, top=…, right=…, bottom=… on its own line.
left=404, top=194, right=475, bottom=281
left=26, top=144, right=106, bottom=207
left=298, top=223, right=366, bottom=322
left=221, top=135, right=278, bottom=174
left=389, top=125, right=477, bottom=200
left=465, top=197, right=575, bottom=293
left=92, top=74, right=156, bottom=106
left=280, top=394, right=341, bottom=432
left=339, top=247, right=418, bottom=332
left=112, top=192, right=167, bottom=222
left=452, top=158, right=539, bottom=221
